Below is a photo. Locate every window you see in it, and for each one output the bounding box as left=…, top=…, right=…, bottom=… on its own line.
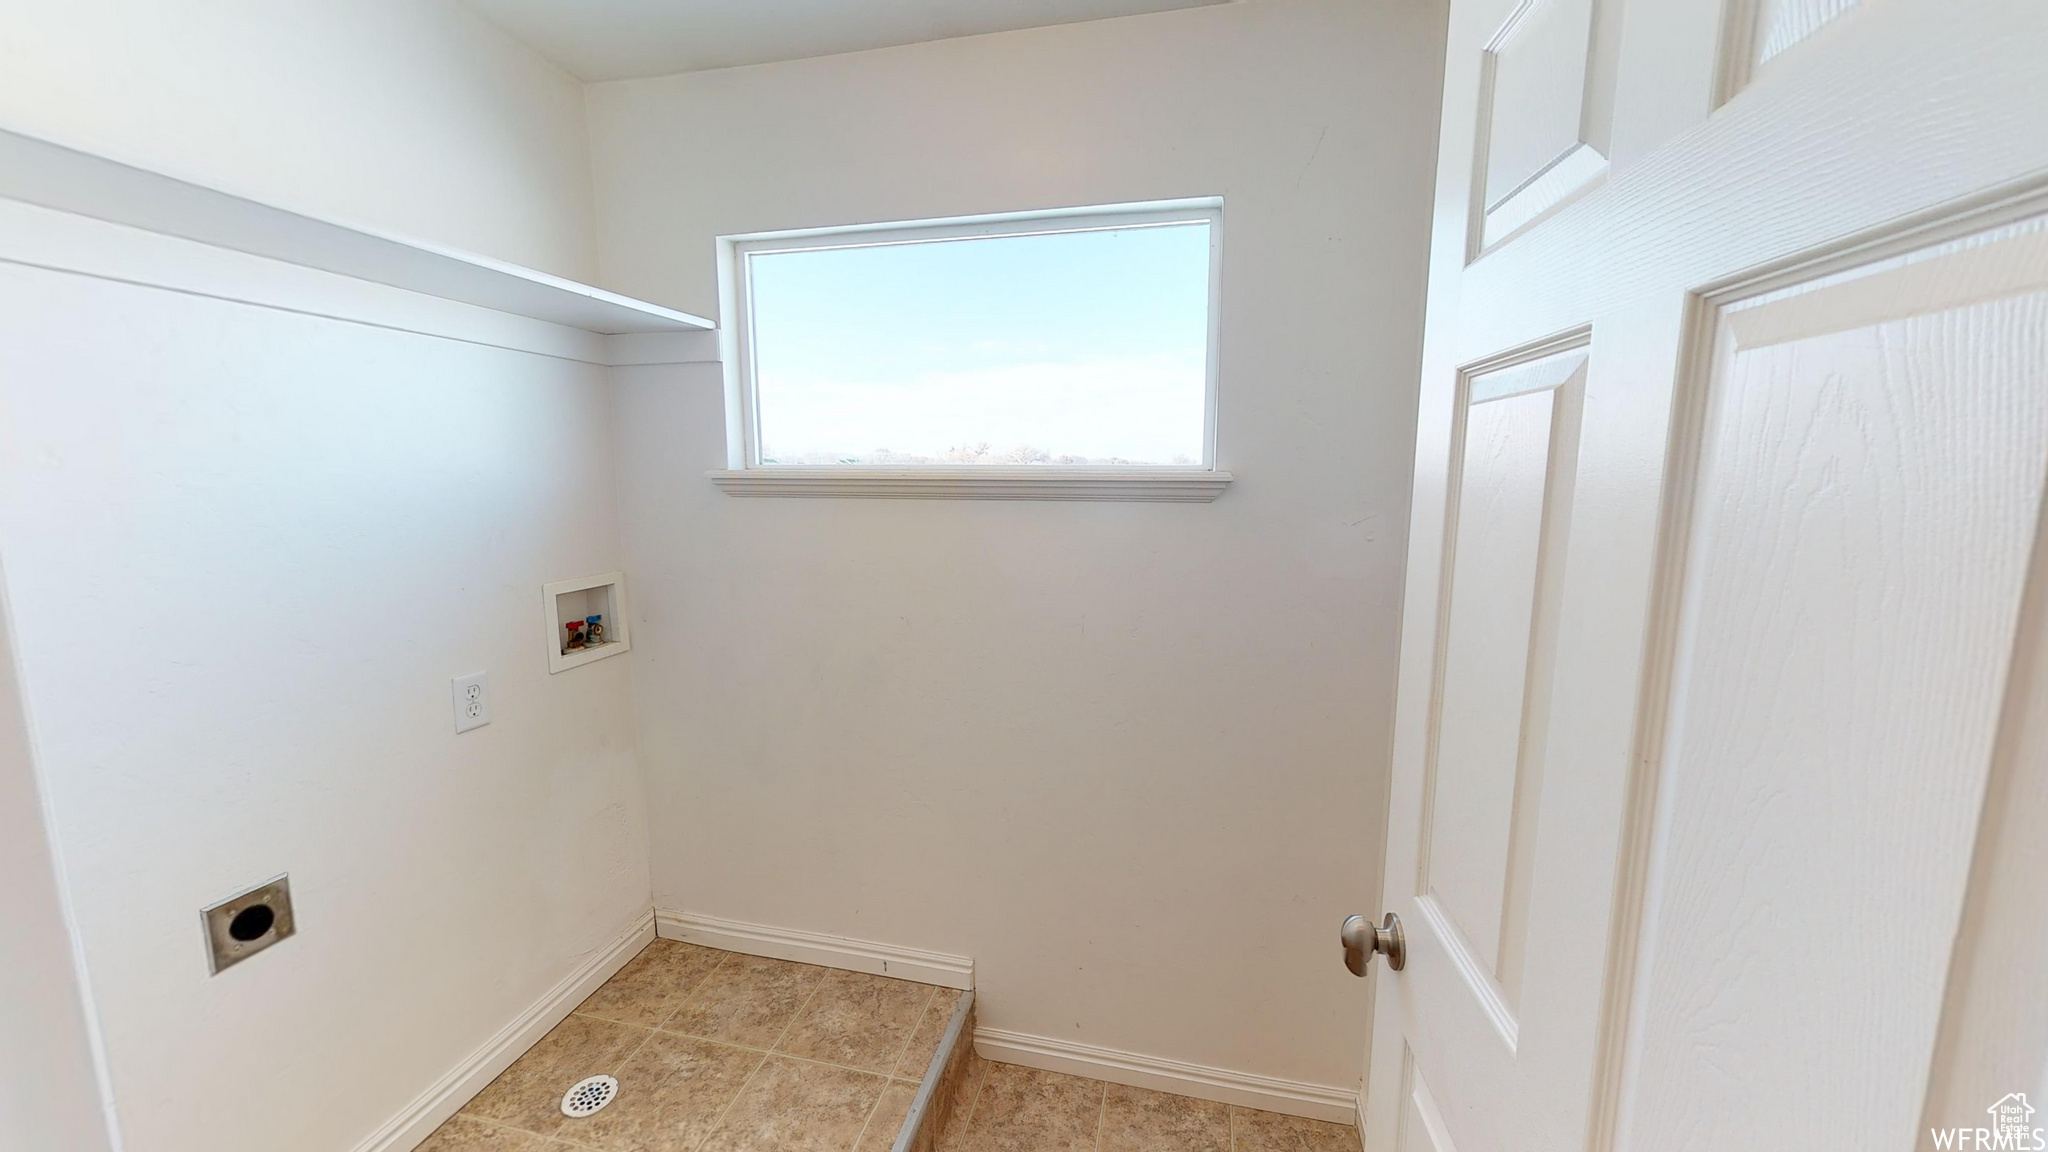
left=714, top=200, right=1230, bottom=500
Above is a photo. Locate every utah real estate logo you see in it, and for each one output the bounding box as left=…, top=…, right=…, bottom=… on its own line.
left=1930, top=1093, right=2045, bottom=1149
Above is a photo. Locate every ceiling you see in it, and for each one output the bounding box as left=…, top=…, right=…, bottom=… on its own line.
left=464, top=0, right=1230, bottom=81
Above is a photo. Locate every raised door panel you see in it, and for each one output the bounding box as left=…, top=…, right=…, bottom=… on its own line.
left=1621, top=220, right=2048, bottom=1150
left=1422, top=348, right=1586, bottom=1040
left=1751, top=0, right=1860, bottom=68
left=1399, top=1052, right=1463, bottom=1152
left=1720, top=0, right=1862, bottom=103
left=1474, top=0, right=1610, bottom=252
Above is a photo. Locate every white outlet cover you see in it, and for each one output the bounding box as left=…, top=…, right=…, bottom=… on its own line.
left=451, top=672, right=490, bottom=733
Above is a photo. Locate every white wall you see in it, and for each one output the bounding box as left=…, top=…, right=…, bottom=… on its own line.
left=591, top=0, right=1445, bottom=1094
left=0, top=205, right=651, bottom=1151
left=0, top=569, right=114, bottom=1152
left=0, top=0, right=599, bottom=280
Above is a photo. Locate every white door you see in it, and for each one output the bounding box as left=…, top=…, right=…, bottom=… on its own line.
left=1362, top=1, right=2048, bottom=1149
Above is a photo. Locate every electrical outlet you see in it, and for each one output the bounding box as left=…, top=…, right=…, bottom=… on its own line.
left=451, top=672, right=490, bottom=733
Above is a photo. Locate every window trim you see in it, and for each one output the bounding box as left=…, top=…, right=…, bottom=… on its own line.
left=711, top=198, right=1231, bottom=501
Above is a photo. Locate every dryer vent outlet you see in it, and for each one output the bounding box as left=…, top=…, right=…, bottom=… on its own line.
left=202, top=875, right=295, bottom=974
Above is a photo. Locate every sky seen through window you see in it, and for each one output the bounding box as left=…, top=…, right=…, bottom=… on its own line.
left=747, top=220, right=1212, bottom=466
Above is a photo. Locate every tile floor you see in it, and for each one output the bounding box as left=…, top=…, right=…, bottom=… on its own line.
left=421, top=939, right=955, bottom=1152
left=421, top=938, right=1361, bottom=1152
left=931, top=1051, right=1363, bottom=1152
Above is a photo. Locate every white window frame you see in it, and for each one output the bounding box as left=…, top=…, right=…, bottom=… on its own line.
left=709, top=198, right=1231, bottom=502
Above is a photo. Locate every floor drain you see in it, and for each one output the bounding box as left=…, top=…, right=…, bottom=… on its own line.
left=560, top=1075, right=619, bottom=1118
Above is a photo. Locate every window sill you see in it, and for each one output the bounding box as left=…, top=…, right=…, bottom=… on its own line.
left=707, top=468, right=1233, bottom=502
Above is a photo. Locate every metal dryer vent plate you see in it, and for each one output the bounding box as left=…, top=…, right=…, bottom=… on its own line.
left=202, top=874, right=295, bottom=975
left=561, top=1075, right=619, bottom=1118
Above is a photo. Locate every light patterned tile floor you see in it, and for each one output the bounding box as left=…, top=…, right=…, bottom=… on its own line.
left=421, top=939, right=956, bottom=1152
left=935, top=1053, right=1363, bottom=1152
left=424, top=939, right=1361, bottom=1152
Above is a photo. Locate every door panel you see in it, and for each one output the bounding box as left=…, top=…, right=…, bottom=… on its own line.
left=1749, top=0, right=1860, bottom=73
left=1366, top=2, right=2048, bottom=1150
left=1483, top=0, right=1592, bottom=206
left=1473, top=0, right=1610, bottom=252
left=1622, top=222, right=2048, bottom=1151
left=1424, top=350, right=1585, bottom=1021
left=1399, top=1052, right=1463, bottom=1152
left=1427, top=386, right=1557, bottom=979
left=1718, top=0, right=1864, bottom=104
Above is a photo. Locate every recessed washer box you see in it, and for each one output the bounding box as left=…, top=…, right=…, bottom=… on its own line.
left=545, top=571, right=631, bottom=674
left=202, top=875, right=295, bottom=975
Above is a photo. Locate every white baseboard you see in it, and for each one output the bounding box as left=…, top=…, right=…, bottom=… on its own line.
left=1355, top=1089, right=1369, bottom=1147
left=349, top=909, right=657, bottom=1152
left=654, top=909, right=972, bottom=990
left=972, top=1028, right=1356, bottom=1125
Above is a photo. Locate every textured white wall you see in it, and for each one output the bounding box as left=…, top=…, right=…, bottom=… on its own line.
left=0, top=215, right=651, bottom=1151
left=592, top=0, right=1445, bottom=1093
left=0, top=571, right=113, bottom=1152
left=0, top=0, right=599, bottom=279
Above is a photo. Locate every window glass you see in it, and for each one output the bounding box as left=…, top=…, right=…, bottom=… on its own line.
left=743, top=217, right=1214, bottom=466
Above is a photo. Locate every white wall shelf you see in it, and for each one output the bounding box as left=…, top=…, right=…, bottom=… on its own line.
left=0, top=125, right=712, bottom=336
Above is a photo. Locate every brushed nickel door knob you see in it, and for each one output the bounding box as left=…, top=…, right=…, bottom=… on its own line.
left=1341, top=912, right=1405, bottom=975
